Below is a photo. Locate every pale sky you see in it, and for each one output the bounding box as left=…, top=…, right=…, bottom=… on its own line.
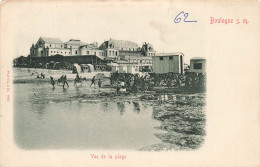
left=3, top=1, right=209, bottom=64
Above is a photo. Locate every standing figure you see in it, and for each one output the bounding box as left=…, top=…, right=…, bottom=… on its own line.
left=110, top=72, right=113, bottom=85
left=90, top=76, right=96, bottom=87
left=63, top=75, right=69, bottom=88
left=116, top=82, right=120, bottom=94
left=76, top=73, right=80, bottom=80
left=110, top=75, right=113, bottom=86
left=158, top=94, right=162, bottom=105
left=50, top=76, right=55, bottom=89
left=98, top=79, right=102, bottom=89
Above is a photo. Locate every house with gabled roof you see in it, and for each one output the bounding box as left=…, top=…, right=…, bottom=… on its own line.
left=30, top=37, right=89, bottom=57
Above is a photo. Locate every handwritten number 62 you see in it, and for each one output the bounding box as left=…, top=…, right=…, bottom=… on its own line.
left=174, top=11, right=197, bottom=23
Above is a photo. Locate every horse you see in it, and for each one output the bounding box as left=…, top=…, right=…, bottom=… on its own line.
left=57, top=76, right=64, bottom=85
left=74, top=77, right=87, bottom=86
left=57, top=75, right=69, bottom=88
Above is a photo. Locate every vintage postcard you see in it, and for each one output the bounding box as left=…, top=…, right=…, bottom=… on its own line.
left=0, top=0, right=259, bottom=166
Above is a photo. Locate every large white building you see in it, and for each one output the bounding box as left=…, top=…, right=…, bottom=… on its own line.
left=99, top=39, right=156, bottom=59
left=30, top=37, right=155, bottom=63
left=30, top=37, right=89, bottom=57
left=30, top=37, right=155, bottom=60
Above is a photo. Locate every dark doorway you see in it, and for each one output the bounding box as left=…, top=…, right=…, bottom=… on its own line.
left=180, top=55, right=183, bottom=74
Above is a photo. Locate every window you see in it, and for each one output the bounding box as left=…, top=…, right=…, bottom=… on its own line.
left=87, top=51, right=89, bottom=54
left=54, top=51, right=56, bottom=53
left=194, top=63, right=202, bottom=69
left=61, top=52, right=62, bottom=53
left=61, top=45, right=63, bottom=47
left=94, top=52, right=96, bottom=55
left=160, top=57, right=163, bottom=60
left=50, top=44, right=52, bottom=47
left=140, top=60, right=142, bottom=63
left=51, top=51, right=53, bottom=53
left=65, top=52, right=66, bottom=54
left=75, top=51, right=77, bottom=54
left=169, top=56, right=173, bottom=60
left=69, top=52, right=71, bottom=54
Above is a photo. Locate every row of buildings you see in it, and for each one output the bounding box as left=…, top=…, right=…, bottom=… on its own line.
left=30, top=37, right=155, bottom=60
left=25, top=37, right=205, bottom=74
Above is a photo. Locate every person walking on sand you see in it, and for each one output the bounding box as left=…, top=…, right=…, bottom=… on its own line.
left=116, top=81, right=120, bottom=94
left=76, top=73, right=80, bottom=80
left=90, top=76, right=95, bottom=87
left=50, top=76, right=55, bottom=89
left=63, top=75, right=69, bottom=88
left=158, top=94, right=162, bottom=105
left=164, top=94, right=168, bottom=102
left=161, top=94, right=165, bottom=104
left=98, top=79, right=102, bottom=89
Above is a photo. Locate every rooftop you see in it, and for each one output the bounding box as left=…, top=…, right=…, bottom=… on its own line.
left=101, top=38, right=140, bottom=49
left=65, top=39, right=87, bottom=46
left=40, top=37, right=63, bottom=44
left=155, top=52, right=184, bottom=57
left=190, top=57, right=206, bottom=60
left=109, top=39, right=139, bottom=46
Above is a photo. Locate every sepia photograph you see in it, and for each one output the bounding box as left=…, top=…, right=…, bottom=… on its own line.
left=0, top=0, right=259, bottom=166
left=13, top=36, right=206, bottom=150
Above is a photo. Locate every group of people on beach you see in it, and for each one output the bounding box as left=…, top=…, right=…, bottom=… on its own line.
left=33, top=69, right=205, bottom=94
left=158, top=94, right=169, bottom=105
left=49, top=73, right=102, bottom=90
left=90, top=76, right=102, bottom=88
left=50, top=75, right=69, bottom=89
left=110, top=71, right=206, bottom=94
left=111, top=72, right=152, bottom=94
left=184, top=72, right=206, bottom=90
left=31, top=71, right=45, bottom=79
